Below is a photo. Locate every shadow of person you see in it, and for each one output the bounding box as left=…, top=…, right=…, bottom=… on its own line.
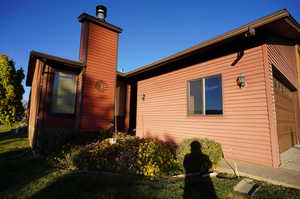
left=183, top=141, right=218, bottom=199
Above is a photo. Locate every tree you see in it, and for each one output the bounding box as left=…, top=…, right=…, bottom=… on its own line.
left=0, top=54, right=25, bottom=127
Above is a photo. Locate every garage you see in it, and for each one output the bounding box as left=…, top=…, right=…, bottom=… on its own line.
left=274, top=77, right=297, bottom=153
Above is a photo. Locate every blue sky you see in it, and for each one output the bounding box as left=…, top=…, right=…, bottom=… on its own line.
left=1, top=0, right=299, bottom=101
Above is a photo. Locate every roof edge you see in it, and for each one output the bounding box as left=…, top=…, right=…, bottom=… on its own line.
left=124, top=9, right=298, bottom=78
left=29, top=51, right=84, bottom=67
left=26, top=51, right=84, bottom=86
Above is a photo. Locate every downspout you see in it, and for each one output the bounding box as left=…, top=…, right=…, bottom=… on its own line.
left=295, top=45, right=300, bottom=144
left=114, top=34, right=120, bottom=135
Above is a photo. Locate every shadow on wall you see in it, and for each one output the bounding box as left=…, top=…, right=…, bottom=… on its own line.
left=144, top=131, right=178, bottom=148
left=79, top=75, right=115, bottom=131
left=183, top=141, right=218, bottom=199
left=40, top=72, right=115, bottom=131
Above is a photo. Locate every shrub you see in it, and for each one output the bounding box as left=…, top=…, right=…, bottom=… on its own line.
left=176, top=138, right=223, bottom=172
left=73, top=136, right=136, bottom=172
left=136, top=139, right=180, bottom=176
left=75, top=136, right=181, bottom=177
left=48, top=143, right=81, bottom=170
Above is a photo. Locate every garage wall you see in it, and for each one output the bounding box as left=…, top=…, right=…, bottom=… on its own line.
left=136, top=46, right=275, bottom=167
left=296, top=45, right=300, bottom=143
left=266, top=43, right=300, bottom=153
left=273, top=78, right=296, bottom=152
left=267, top=44, right=298, bottom=88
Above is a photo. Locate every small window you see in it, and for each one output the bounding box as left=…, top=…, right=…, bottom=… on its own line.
left=51, top=72, right=77, bottom=114
left=188, top=75, right=223, bottom=115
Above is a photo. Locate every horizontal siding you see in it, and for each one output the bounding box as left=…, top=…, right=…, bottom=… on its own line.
left=41, top=65, right=79, bottom=131
left=296, top=46, right=300, bottom=145
left=136, top=45, right=274, bottom=167
left=275, top=89, right=296, bottom=153
left=267, top=44, right=298, bottom=88
left=80, top=22, right=118, bottom=131
left=267, top=44, right=300, bottom=154
left=263, top=44, right=280, bottom=167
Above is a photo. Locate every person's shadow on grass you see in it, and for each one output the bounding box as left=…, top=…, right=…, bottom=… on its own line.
left=183, top=141, right=218, bottom=199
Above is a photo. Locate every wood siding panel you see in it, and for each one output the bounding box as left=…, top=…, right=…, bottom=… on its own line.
left=28, top=59, right=43, bottom=147
left=267, top=44, right=298, bottom=88
left=115, top=80, right=127, bottom=131
left=267, top=44, right=300, bottom=154
left=136, top=46, right=274, bottom=167
left=80, top=23, right=119, bottom=131
left=274, top=82, right=297, bottom=153
left=262, top=44, right=280, bottom=167
left=295, top=45, right=300, bottom=144
left=79, top=22, right=88, bottom=62
left=40, top=65, right=80, bottom=131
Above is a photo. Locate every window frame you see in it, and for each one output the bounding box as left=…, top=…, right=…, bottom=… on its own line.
left=187, top=74, right=223, bottom=116
left=50, top=70, right=78, bottom=116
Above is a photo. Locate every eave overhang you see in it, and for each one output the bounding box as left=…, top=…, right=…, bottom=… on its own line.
left=122, top=9, right=300, bottom=79
left=26, top=51, right=84, bottom=86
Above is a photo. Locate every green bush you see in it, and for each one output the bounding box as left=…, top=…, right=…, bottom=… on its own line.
left=48, top=144, right=81, bottom=170
left=136, top=139, right=180, bottom=176
left=45, top=134, right=222, bottom=177
left=73, top=135, right=138, bottom=172
left=75, top=135, right=181, bottom=177
left=176, top=138, right=223, bottom=172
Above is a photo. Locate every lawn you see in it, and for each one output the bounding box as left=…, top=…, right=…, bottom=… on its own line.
left=1, top=125, right=300, bottom=199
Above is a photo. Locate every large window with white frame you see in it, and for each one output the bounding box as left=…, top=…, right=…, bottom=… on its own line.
left=51, top=71, right=77, bottom=114
left=187, top=74, right=223, bottom=115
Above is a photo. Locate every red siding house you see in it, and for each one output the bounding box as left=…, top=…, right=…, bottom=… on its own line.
left=26, top=7, right=300, bottom=168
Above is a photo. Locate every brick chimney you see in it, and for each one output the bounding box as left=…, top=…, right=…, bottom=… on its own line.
left=78, top=7, right=122, bottom=131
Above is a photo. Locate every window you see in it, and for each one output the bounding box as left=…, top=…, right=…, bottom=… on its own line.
left=188, top=75, right=223, bottom=115
left=51, top=72, right=77, bottom=114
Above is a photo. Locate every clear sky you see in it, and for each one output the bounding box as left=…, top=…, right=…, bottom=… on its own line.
left=1, top=0, right=299, bottom=101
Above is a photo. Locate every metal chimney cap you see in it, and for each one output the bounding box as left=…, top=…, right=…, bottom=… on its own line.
left=96, top=5, right=107, bottom=20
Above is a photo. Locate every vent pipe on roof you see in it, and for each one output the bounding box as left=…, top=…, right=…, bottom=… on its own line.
left=96, top=5, right=107, bottom=20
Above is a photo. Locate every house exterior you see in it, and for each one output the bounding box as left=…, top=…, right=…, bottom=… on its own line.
left=26, top=7, right=300, bottom=168
left=26, top=12, right=122, bottom=148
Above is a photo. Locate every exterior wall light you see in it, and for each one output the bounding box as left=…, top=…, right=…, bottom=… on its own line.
left=141, top=93, right=145, bottom=101
left=237, top=74, right=246, bottom=88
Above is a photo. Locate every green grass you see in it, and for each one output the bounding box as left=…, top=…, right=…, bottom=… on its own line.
left=0, top=125, right=300, bottom=199
left=0, top=124, right=28, bottom=154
